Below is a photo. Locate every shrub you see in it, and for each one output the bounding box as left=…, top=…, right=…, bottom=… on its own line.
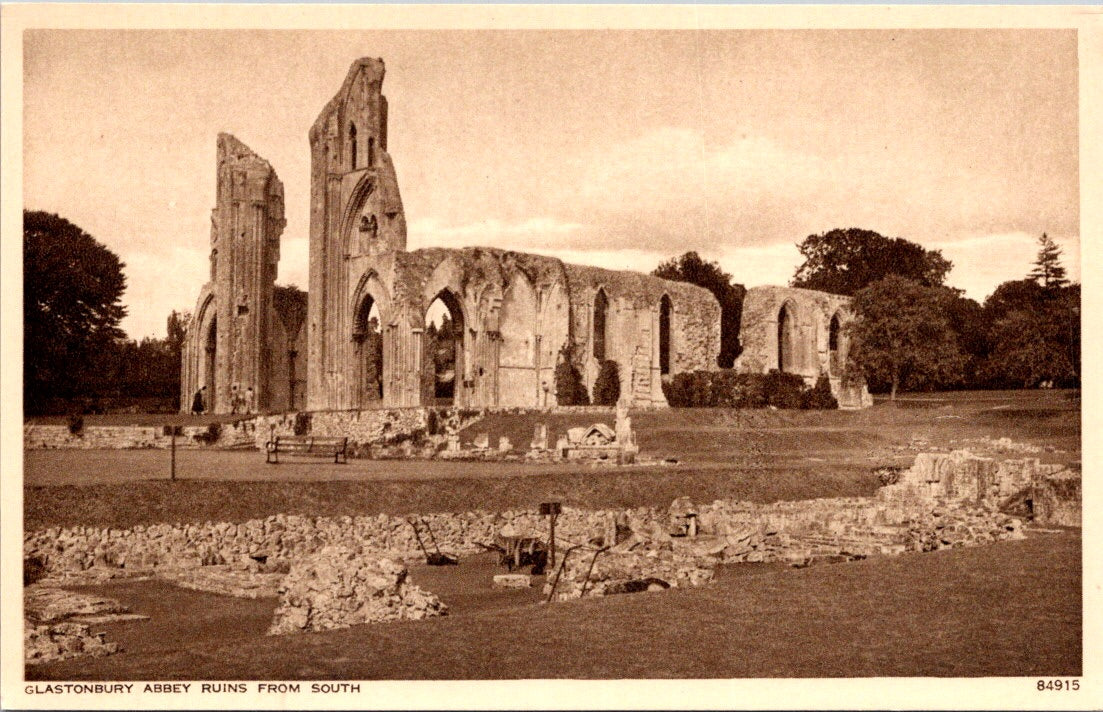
left=66, top=413, right=84, bottom=436
left=555, top=348, right=590, bottom=406
left=194, top=421, right=223, bottom=446
left=293, top=412, right=312, bottom=436
left=592, top=360, right=621, bottom=406
left=801, top=373, right=839, bottom=410
left=762, top=370, right=805, bottom=409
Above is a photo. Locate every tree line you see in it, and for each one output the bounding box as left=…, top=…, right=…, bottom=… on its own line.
left=654, top=228, right=1079, bottom=398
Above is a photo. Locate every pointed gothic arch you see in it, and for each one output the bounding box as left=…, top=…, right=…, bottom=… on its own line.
left=593, top=288, right=609, bottom=362
left=777, top=300, right=798, bottom=373
left=659, top=294, right=673, bottom=376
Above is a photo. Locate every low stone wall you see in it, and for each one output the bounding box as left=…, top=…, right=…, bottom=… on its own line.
left=23, top=420, right=257, bottom=450
left=26, top=450, right=1052, bottom=581
left=1033, top=471, right=1081, bottom=527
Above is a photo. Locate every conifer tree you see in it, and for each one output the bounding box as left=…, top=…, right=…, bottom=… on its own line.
left=1029, top=232, right=1069, bottom=289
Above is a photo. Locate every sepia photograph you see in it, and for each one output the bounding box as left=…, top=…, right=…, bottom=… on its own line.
left=2, top=5, right=1098, bottom=710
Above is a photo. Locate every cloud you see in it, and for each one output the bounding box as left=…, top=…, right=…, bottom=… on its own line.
left=564, top=128, right=835, bottom=253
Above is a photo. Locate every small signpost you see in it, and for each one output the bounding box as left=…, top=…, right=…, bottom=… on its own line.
left=163, top=425, right=183, bottom=481
left=539, top=501, right=562, bottom=568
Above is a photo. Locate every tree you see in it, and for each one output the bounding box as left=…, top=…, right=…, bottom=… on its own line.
left=24, top=211, right=127, bottom=412
left=653, top=251, right=746, bottom=367
left=1028, top=232, right=1069, bottom=289
left=847, top=276, right=966, bottom=400
left=592, top=359, right=621, bottom=406
left=791, top=228, right=952, bottom=296
left=981, top=282, right=1079, bottom=389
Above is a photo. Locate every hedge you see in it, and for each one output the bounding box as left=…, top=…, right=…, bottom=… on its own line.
left=662, top=369, right=838, bottom=410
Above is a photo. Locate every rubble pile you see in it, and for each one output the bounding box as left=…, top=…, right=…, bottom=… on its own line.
left=24, top=621, right=119, bottom=666
left=267, top=546, right=447, bottom=635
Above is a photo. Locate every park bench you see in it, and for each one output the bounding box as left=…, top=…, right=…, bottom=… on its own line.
left=265, top=435, right=348, bottom=464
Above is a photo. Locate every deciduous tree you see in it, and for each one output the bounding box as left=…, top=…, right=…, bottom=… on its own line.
left=24, top=211, right=127, bottom=412
left=847, top=276, right=965, bottom=400
left=791, top=228, right=952, bottom=296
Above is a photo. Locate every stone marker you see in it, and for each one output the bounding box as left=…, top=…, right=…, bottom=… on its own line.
left=498, top=436, right=512, bottom=452
left=530, top=423, right=548, bottom=451
left=493, top=573, right=532, bottom=589
left=473, top=432, right=490, bottom=450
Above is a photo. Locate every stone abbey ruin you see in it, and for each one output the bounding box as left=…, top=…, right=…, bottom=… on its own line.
left=180, top=57, right=868, bottom=414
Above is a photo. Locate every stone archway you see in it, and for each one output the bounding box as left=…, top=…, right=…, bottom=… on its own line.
left=353, top=294, right=383, bottom=406
left=203, top=315, right=217, bottom=404
left=423, top=290, right=465, bottom=405
left=777, top=302, right=797, bottom=373
left=828, top=312, right=842, bottom=375
left=659, top=295, right=673, bottom=376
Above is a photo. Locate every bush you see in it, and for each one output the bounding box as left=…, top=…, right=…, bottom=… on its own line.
left=293, top=412, right=312, bottom=436
left=194, top=421, right=223, bottom=445
left=555, top=349, right=590, bottom=406
left=801, top=373, right=839, bottom=410
left=662, top=370, right=815, bottom=409
left=66, top=413, right=84, bottom=436
left=592, top=360, right=621, bottom=406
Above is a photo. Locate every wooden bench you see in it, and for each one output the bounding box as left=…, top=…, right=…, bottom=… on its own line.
left=265, top=436, right=348, bottom=464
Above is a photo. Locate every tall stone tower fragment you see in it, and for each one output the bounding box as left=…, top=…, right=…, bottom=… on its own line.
left=307, top=57, right=408, bottom=409
left=180, top=134, right=286, bottom=413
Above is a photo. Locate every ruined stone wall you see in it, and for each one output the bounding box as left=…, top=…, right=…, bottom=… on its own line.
left=268, top=287, right=309, bottom=411
left=563, top=264, right=720, bottom=407
left=180, top=134, right=286, bottom=413
left=734, top=285, right=870, bottom=407
left=24, top=421, right=258, bottom=450
left=303, top=58, right=721, bottom=413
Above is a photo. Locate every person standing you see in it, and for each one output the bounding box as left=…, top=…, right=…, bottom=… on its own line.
left=192, top=385, right=207, bottom=415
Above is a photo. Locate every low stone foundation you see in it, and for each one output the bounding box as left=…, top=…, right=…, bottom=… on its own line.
left=25, top=621, right=119, bottom=666
left=26, top=451, right=1058, bottom=590
left=267, top=546, right=447, bottom=635
left=1033, top=470, right=1081, bottom=527
left=23, top=420, right=257, bottom=450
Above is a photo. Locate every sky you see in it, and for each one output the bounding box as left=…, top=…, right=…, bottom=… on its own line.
left=23, top=29, right=1080, bottom=339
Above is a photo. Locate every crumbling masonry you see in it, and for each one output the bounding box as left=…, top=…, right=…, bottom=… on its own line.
left=181, top=58, right=865, bottom=413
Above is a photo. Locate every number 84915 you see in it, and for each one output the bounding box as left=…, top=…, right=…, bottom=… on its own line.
left=1037, top=679, right=1079, bottom=691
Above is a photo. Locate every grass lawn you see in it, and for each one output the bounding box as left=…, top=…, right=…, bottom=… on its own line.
left=23, top=389, right=1079, bottom=530
left=24, top=464, right=880, bottom=530
left=26, top=530, right=1080, bottom=680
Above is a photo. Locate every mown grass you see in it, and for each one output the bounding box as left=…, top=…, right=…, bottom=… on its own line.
left=24, top=464, right=879, bottom=530
left=24, top=390, right=1080, bottom=530
left=27, top=531, right=1080, bottom=680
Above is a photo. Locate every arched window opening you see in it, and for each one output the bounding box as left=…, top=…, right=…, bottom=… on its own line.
left=202, top=314, right=217, bottom=410
left=828, top=314, right=841, bottom=374
left=778, top=304, right=795, bottom=373
left=593, top=289, right=609, bottom=361
left=354, top=295, right=383, bottom=404
left=368, top=137, right=375, bottom=167
left=424, top=291, right=465, bottom=405
left=349, top=123, right=358, bottom=169
left=659, top=295, right=672, bottom=376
